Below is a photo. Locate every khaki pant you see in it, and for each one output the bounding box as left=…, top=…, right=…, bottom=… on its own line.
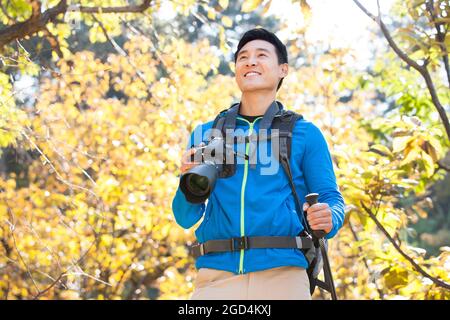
left=190, top=266, right=311, bottom=300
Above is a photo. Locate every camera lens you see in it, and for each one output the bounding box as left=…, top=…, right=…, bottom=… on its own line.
left=186, top=174, right=209, bottom=195
left=180, top=156, right=219, bottom=203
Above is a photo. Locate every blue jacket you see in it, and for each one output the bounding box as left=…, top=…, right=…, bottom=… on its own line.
left=171, top=105, right=345, bottom=275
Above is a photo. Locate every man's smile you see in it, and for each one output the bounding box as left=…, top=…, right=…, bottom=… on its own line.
left=244, top=71, right=261, bottom=77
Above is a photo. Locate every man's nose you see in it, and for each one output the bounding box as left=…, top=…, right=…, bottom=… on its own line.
left=246, top=56, right=258, bottom=66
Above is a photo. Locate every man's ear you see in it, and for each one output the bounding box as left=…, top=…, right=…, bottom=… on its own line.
left=280, top=63, right=288, bottom=78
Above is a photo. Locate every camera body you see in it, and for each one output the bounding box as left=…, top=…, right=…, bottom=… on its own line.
left=191, top=137, right=237, bottom=178
left=180, top=137, right=238, bottom=203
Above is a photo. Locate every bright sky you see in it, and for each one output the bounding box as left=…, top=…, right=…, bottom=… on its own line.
left=14, top=0, right=395, bottom=102
left=268, top=0, right=393, bottom=40
left=266, top=0, right=395, bottom=67
left=157, top=0, right=395, bottom=68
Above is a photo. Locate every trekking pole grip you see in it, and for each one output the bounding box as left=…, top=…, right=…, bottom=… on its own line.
left=305, top=193, right=326, bottom=239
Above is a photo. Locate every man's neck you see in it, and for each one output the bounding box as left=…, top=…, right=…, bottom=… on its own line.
left=239, top=91, right=277, bottom=116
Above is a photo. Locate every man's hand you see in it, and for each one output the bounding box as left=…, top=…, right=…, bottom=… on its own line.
left=303, top=202, right=333, bottom=234
left=180, top=142, right=205, bottom=174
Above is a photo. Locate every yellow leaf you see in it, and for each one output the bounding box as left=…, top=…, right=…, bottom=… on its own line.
left=421, top=151, right=435, bottom=177
left=383, top=267, right=409, bottom=290
left=221, top=16, right=233, bottom=28
left=207, top=8, right=216, bottom=20
left=262, top=0, right=272, bottom=15
left=400, top=147, right=420, bottom=166
left=60, top=290, right=80, bottom=300
left=219, top=0, right=229, bottom=10
left=161, top=224, right=171, bottom=238
left=241, top=0, right=263, bottom=13
left=392, top=136, right=412, bottom=153
left=368, top=144, right=392, bottom=157
left=428, top=134, right=443, bottom=153
left=412, top=204, right=428, bottom=219
left=228, top=61, right=235, bottom=73
left=219, top=26, right=227, bottom=53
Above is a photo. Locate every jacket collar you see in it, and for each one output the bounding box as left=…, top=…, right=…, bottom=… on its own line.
left=224, top=100, right=284, bottom=130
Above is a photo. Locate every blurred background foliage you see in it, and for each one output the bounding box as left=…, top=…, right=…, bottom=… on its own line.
left=0, top=0, right=449, bottom=299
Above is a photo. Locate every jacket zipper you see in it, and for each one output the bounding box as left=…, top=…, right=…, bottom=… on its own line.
left=237, top=116, right=262, bottom=274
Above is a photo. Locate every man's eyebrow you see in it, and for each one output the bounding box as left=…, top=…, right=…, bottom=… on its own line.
left=237, top=48, right=271, bottom=56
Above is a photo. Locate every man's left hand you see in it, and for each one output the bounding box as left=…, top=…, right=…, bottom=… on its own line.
left=303, top=202, right=333, bottom=234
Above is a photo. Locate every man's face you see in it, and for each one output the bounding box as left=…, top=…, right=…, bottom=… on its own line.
left=235, top=39, right=288, bottom=93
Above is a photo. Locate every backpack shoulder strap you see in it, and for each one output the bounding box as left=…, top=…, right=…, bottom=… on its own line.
left=272, top=110, right=303, bottom=160
left=208, top=103, right=239, bottom=141
left=271, top=110, right=311, bottom=234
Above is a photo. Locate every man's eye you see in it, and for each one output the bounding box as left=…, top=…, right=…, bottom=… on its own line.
left=239, top=56, right=247, bottom=60
left=259, top=54, right=267, bottom=57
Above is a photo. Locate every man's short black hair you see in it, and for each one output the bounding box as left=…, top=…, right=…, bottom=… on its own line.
left=234, top=28, right=288, bottom=91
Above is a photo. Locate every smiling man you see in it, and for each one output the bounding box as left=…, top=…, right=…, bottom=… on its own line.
left=171, top=28, right=345, bottom=300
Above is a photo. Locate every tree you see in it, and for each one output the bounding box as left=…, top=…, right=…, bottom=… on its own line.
left=1, top=0, right=449, bottom=300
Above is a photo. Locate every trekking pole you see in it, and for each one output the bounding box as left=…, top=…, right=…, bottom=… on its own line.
left=305, top=193, right=338, bottom=300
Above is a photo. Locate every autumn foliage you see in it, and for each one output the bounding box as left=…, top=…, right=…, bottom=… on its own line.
left=0, top=0, right=449, bottom=299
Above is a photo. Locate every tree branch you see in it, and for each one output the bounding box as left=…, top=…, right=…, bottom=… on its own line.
left=0, top=0, right=152, bottom=50
left=21, top=127, right=99, bottom=199
left=119, top=17, right=171, bottom=76
left=77, top=0, right=151, bottom=14
left=6, top=205, right=41, bottom=296
left=426, top=0, right=450, bottom=88
left=43, top=27, right=63, bottom=59
left=437, top=160, right=450, bottom=172
left=32, top=216, right=101, bottom=300
left=92, top=15, right=127, bottom=56
left=348, top=218, right=384, bottom=299
left=360, top=201, right=450, bottom=290
left=0, top=0, right=16, bottom=22
left=353, top=0, right=450, bottom=141
left=32, top=272, right=66, bottom=299
left=29, top=0, right=42, bottom=19
left=92, top=15, right=158, bottom=104
left=0, top=0, right=68, bottom=50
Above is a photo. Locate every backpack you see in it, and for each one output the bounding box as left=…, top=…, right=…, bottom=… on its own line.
left=209, top=101, right=337, bottom=298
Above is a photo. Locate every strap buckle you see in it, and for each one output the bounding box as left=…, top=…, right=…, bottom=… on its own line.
left=191, top=242, right=205, bottom=257
left=231, top=236, right=249, bottom=251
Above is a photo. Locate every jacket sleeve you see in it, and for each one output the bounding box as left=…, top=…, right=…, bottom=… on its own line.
left=171, top=125, right=206, bottom=229
left=302, top=123, right=346, bottom=239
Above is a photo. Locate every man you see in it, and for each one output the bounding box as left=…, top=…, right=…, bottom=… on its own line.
left=171, top=28, right=345, bottom=300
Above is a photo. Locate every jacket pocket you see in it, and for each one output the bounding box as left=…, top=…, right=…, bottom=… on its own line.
left=285, top=197, right=303, bottom=235
left=196, top=202, right=213, bottom=242
left=269, top=197, right=298, bottom=236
